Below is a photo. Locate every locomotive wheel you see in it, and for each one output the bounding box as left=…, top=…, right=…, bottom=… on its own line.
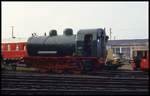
left=133, top=68, right=137, bottom=71
left=65, top=60, right=83, bottom=74
left=56, top=69, right=64, bottom=74
left=64, top=68, right=81, bottom=74
left=74, top=61, right=83, bottom=74
left=82, top=63, right=93, bottom=73
left=39, top=68, right=48, bottom=73
left=63, top=69, right=72, bottom=74
left=72, top=69, right=81, bottom=74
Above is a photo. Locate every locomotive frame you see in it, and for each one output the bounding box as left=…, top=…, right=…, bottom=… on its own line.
left=24, top=56, right=104, bottom=74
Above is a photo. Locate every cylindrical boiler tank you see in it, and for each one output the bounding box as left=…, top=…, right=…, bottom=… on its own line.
left=27, top=29, right=76, bottom=57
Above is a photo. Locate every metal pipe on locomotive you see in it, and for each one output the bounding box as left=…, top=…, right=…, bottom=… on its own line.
left=24, top=28, right=109, bottom=73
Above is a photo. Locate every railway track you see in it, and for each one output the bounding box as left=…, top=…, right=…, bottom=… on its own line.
left=1, top=70, right=149, bottom=95
left=87, top=69, right=148, bottom=77
left=2, top=69, right=149, bottom=78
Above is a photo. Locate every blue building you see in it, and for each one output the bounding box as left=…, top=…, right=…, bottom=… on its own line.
left=107, top=39, right=149, bottom=60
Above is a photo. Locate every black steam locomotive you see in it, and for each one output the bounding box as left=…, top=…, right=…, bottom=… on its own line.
left=24, top=28, right=109, bottom=73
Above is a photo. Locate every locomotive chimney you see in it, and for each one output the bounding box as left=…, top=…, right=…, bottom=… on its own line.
left=49, top=30, right=57, bottom=36
left=63, top=28, right=73, bottom=36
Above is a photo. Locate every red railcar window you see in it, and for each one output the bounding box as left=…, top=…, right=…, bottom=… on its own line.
left=1, top=45, right=3, bottom=51
left=15, top=44, right=19, bottom=51
left=7, top=44, right=10, bottom=51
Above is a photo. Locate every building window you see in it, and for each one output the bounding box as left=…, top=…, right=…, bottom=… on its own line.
left=122, top=48, right=130, bottom=59
left=142, top=51, right=147, bottom=59
left=16, top=44, right=19, bottom=51
left=116, top=48, right=120, bottom=54
left=132, top=51, right=137, bottom=58
left=112, top=48, right=115, bottom=53
left=7, top=44, right=10, bottom=51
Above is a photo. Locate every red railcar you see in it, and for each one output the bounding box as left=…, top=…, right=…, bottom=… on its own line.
left=1, top=38, right=28, bottom=64
left=2, top=42, right=28, bottom=58
left=132, top=50, right=149, bottom=71
left=140, top=50, right=149, bottom=70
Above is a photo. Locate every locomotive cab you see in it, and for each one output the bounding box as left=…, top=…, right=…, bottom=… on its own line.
left=76, top=28, right=108, bottom=58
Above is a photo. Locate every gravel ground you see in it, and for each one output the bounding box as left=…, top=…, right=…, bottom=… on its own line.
left=118, top=64, right=133, bottom=70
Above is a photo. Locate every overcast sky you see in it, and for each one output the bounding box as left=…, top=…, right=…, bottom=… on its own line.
left=2, top=1, right=149, bottom=40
